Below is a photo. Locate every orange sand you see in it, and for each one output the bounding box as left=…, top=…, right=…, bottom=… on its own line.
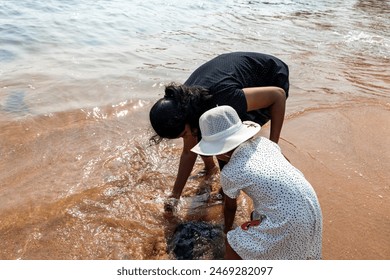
left=274, top=102, right=390, bottom=259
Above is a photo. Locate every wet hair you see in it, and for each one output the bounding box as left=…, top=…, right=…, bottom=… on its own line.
left=149, top=82, right=212, bottom=144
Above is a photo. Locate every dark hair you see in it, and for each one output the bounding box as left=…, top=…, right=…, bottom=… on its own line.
left=149, top=82, right=212, bottom=144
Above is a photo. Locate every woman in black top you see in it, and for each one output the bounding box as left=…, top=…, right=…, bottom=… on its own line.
left=149, top=52, right=289, bottom=208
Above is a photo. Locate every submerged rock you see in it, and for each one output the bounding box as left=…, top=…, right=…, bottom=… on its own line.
left=167, top=221, right=225, bottom=260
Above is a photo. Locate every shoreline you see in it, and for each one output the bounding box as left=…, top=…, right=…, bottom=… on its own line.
left=0, top=101, right=389, bottom=260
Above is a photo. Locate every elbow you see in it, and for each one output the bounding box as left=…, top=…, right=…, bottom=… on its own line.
left=276, top=87, right=286, bottom=100
left=273, top=87, right=286, bottom=109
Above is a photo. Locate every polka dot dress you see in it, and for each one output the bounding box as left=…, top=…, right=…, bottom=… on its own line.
left=222, top=137, right=323, bottom=260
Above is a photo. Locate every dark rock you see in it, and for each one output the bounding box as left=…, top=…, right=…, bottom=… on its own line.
left=167, top=221, right=225, bottom=260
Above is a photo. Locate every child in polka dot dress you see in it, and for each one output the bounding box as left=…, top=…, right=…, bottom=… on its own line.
left=191, top=105, right=323, bottom=260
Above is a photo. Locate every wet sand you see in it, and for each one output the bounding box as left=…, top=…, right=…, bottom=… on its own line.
left=0, top=100, right=389, bottom=260
left=275, top=100, right=390, bottom=259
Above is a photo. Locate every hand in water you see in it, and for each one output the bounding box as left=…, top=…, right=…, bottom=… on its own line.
left=164, top=197, right=179, bottom=213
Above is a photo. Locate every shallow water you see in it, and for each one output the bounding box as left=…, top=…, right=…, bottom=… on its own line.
left=0, top=0, right=389, bottom=259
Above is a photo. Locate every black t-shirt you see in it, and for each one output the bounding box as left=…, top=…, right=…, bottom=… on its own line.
left=184, top=52, right=289, bottom=125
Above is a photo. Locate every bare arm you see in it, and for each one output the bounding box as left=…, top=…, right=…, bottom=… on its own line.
left=224, top=195, right=237, bottom=234
left=170, top=131, right=198, bottom=199
left=243, top=86, right=286, bottom=143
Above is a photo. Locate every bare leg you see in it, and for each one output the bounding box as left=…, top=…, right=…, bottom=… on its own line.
left=201, top=155, right=217, bottom=174
left=224, top=238, right=242, bottom=260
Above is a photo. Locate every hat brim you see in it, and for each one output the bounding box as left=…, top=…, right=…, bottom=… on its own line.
left=191, top=121, right=261, bottom=156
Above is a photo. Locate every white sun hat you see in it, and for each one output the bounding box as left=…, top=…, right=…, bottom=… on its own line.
left=191, top=105, right=261, bottom=156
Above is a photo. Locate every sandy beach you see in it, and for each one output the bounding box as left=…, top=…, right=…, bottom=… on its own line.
left=0, top=100, right=389, bottom=260
left=275, top=100, right=390, bottom=259
left=177, top=99, right=390, bottom=260
left=1, top=0, right=389, bottom=261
